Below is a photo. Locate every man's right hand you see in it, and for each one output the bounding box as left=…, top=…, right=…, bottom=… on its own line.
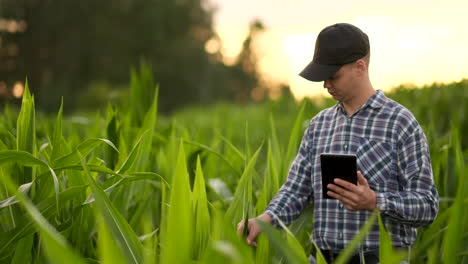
left=236, top=213, right=273, bottom=247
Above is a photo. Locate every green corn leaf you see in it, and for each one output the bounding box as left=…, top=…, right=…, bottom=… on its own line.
left=11, top=234, right=34, bottom=264
left=378, top=214, right=407, bottom=263
left=256, top=141, right=279, bottom=216
left=202, top=207, right=254, bottom=264
left=15, top=81, right=35, bottom=192
left=268, top=116, right=283, bottom=196
left=257, top=219, right=308, bottom=264
left=0, top=185, right=87, bottom=255
left=284, top=101, right=306, bottom=179
left=77, top=151, right=144, bottom=264
left=50, top=97, right=64, bottom=162
left=116, top=130, right=150, bottom=174
left=254, top=234, right=270, bottom=264
left=52, top=138, right=119, bottom=168
left=0, top=182, right=32, bottom=209
left=244, top=121, right=251, bottom=162
left=96, top=212, right=127, bottom=264
left=131, top=86, right=158, bottom=171
left=105, top=104, right=119, bottom=170
left=0, top=150, right=60, bottom=217
left=442, top=128, right=466, bottom=264
left=141, top=214, right=158, bottom=264
left=83, top=172, right=167, bottom=205
left=310, top=239, right=328, bottom=264
left=0, top=166, right=86, bottom=264
left=183, top=139, right=242, bottom=177
left=160, top=141, right=193, bottom=264
left=226, top=143, right=263, bottom=224
left=192, top=156, right=211, bottom=260
left=217, top=132, right=245, bottom=161
left=53, top=164, right=116, bottom=175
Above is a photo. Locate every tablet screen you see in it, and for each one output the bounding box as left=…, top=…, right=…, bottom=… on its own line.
left=320, top=153, right=357, bottom=199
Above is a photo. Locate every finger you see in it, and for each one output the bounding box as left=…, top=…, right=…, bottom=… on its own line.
left=247, top=239, right=257, bottom=247
left=237, top=220, right=244, bottom=235
left=357, top=171, right=369, bottom=187
left=328, top=191, right=358, bottom=210
left=246, top=230, right=259, bottom=247
left=328, top=184, right=359, bottom=202
left=328, top=183, right=352, bottom=197
left=333, top=178, right=358, bottom=190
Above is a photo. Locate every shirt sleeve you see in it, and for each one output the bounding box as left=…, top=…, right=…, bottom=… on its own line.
left=264, top=122, right=314, bottom=228
left=376, top=127, right=439, bottom=227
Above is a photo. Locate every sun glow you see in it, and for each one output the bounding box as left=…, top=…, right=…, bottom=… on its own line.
left=211, top=1, right=468, bottom=101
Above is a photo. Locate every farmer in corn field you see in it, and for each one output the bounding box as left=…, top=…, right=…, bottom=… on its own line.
left=238, top=23, right=439, bottom=264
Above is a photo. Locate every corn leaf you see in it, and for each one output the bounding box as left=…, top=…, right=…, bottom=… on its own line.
left=284, top=101, right=306, bottom=181
left=96, top=212, right=127, bottom=264
left=0, top=185, right=87, bottom=255
left=192, top=156, right=211, bottom=260
left=16, top=81, right=35, bottom=184
left=115, top=130, right=150, bottom=174
left=52, top=138, right=119, bottom=168
left=160, top=141, right=193, bottom=264
left=257, top=219, right=308, bottom=264
left=11, top=234, right=34, bottom=264
left=442, top=128, right=466, bottom=264
left=226, top=144, right=263, bottom=224
left=50, top=97, right=64, bottom=161
left=0, top=150, right=60, bottom=216
left=78, top=151, right=144, bottom=264
left=378, top=214, right=407, bottom=263
left=0, top=167, right=86, bottom=264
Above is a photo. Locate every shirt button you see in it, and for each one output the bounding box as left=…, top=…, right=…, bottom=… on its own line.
left=339, top=203, right=344, bottom=209
left=338, top=232, right=343, bottom=239
left=344, top=144, right=348, bottom=151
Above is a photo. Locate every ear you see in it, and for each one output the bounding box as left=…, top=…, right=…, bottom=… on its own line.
left=355, top=59, right=367, bottom=72
left=353, top=59, right=368, bottom=77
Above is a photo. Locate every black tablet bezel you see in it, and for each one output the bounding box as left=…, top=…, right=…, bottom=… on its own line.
left=320, top=153, right=357, bottom=199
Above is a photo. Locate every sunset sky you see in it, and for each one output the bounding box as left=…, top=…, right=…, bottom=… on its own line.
left=207, top=0, right=468, bottom=99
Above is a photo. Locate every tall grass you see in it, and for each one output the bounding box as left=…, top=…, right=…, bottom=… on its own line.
left=0, top=69, right=466, bottom=263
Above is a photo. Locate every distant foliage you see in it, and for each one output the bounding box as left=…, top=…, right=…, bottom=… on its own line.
left=0, top=0, right=263, bottom=113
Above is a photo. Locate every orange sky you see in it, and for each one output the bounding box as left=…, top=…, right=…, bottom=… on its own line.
left=207, top=0, right=468, bottom=99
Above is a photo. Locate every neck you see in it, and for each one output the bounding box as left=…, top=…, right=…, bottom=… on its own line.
left=342, top=81, right=375, bottom=116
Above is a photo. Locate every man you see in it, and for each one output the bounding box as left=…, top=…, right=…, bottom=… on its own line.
left=237, top=23, right=439, bottom=264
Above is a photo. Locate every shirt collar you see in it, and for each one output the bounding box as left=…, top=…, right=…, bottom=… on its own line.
left=335, top=90, right=386, bottom=114
left=367, top=90, right=385, bottom=109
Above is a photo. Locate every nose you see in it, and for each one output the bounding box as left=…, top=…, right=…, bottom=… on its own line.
left=323, top=79, right=331, bottom=89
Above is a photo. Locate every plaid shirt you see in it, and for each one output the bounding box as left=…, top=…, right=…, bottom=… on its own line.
left=265, top=90, right=439, bottom=250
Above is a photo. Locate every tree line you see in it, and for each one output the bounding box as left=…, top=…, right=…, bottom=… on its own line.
left=0, top=0, right=265, bottom=113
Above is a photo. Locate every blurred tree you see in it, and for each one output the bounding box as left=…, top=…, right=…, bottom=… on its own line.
left=230, top=19, right=265, bottom=103
left=0, top=0, right=264, bottom=112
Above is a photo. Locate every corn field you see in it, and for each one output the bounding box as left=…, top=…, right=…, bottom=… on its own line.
left=0, top=67, right=467, bottom=264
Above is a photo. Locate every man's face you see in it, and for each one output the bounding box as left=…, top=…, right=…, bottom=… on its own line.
left=322, top=62, right=357, bottom=102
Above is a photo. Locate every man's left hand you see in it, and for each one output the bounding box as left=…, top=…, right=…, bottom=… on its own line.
left=327, top=171, right=377, bottom=211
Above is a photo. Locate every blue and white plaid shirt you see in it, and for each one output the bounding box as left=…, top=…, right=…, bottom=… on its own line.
left=265, top=90, right=439, bottom=250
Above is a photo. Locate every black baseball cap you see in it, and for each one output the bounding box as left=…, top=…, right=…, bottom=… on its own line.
left=299, top=23, right=370, bottom=82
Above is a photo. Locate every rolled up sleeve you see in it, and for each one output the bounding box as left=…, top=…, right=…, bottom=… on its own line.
left=376, top=127, right=439, bottom=227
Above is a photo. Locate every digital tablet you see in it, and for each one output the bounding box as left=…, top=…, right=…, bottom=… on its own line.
left=320, top=153, right=357, bottom=199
